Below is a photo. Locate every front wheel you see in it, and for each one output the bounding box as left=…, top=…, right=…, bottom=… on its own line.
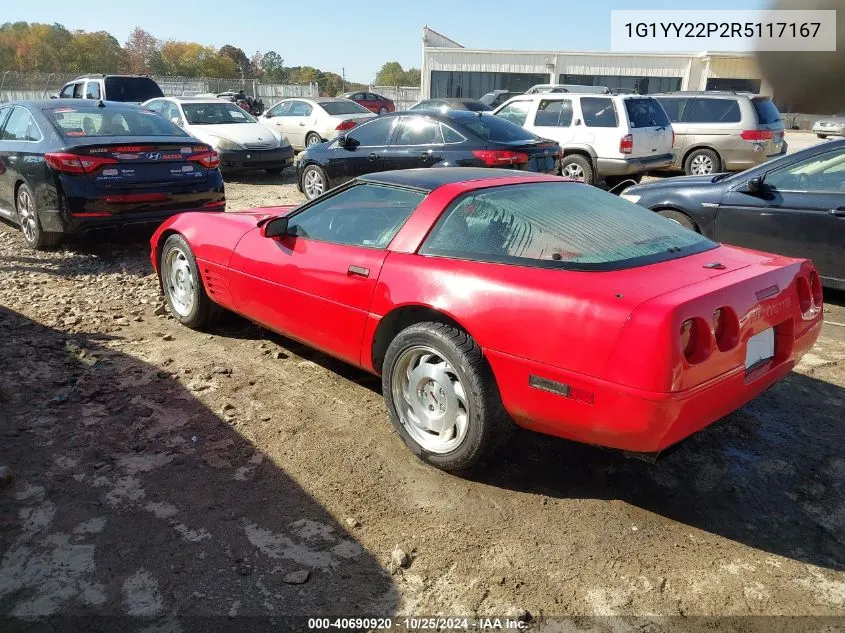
left=382, top=322, right=511, bottom=473
left=159, top=234, right=220, bottom=329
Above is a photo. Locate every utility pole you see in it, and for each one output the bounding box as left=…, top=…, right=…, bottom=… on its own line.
left=342, top=67, right=346, bottom=92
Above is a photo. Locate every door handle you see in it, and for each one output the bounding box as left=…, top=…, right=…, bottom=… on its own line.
left=420, top=152, right=431, bottom=160
left=830, top=207, right=845, bottom=217
left=368, top=153, right=377, bottom=162
left=298, top=122, right=305, bottom=126
left=348, top=265, right=370, bottom=278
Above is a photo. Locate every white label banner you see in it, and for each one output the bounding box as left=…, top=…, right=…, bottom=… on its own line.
left=610, top=10, right=836, bottom=52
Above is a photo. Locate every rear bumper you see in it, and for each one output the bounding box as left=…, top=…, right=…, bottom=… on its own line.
left=40, top=203, right=227, bottom=234
left=721, top=144, right=786, bottom=171
left=217, top=146, right=294, bottom=171
left=485, top=317, right=821, bottom=453
left=597, top=153, right=674, bottom=176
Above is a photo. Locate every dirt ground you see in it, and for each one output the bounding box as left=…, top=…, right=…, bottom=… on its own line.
left=1, top=157, right=845, bottom=632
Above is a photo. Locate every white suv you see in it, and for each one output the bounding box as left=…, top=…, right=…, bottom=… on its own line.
left=493, top=93, right=674, bottom=186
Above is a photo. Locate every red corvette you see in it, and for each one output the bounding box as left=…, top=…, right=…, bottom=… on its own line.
left=150, top=168, right=823, bottom=472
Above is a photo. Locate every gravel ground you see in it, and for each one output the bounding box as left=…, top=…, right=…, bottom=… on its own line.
left=1, top=151, right=845, bottom=631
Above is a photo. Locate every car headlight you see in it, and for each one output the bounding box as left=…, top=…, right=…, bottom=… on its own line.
left=207, top=136, right=243, bottom=152
left=620, top=193, right=641, bottom=204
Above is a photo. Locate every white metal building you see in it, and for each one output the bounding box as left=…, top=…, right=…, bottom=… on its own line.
left=420, top=27, right=771, bottom=100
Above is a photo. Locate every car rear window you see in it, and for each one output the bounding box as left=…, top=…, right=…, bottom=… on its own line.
left=104, top=77, right=164, bottom=103
left=420, top=182, right=715, bottom=270
left=321, top=101, right=371, bottom=115
left=454, top=114, right=537, bottom=143
left=752, top=98, right=781, bottom=124
left=625, top=98, right=670, bottom=128
left=46, top=108, right=187, bottom=138
left=463, top=101, right=492, bottom=112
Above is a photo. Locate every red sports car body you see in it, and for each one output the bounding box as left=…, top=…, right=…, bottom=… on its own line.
left=151, top=168, right=823, bottom=471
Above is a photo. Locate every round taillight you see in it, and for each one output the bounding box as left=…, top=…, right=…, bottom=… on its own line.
left=796, top=276, right=812, bottom=314
left=680, top=317, right=712, bottom=363
left=809, top=271, right=823, bottom=306
left=712, top=307, right=739, bottom=351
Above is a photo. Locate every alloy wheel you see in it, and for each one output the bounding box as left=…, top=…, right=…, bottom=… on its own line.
left=562, top=163, right=585, bottom=180
left=690, top=155, right=713, bottom=175
left=163, top=247, right=196, bottom=317
left=17, top=188, right=38, bottom=244
left=303, top=169, right=325, bottom=198
left=390, top=345, right=471, bottom=454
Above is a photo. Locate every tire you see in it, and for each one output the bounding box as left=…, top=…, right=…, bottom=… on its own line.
left=817, top=133, right=828, bottom=139
left=381, top=322, right=511, bottom=473
left=301, top=164, right=328, bottom=200
left=159, top=234, right=220, bottom=330
left=305, top=132, right=322, bottom=147
left=16, top=183, right=61, bottom=250
left=684, top=148, right=721, bottom=176
left=560, top=154, right=594, bottom=184
left=378, top=107, right=388, bottom=115
left=658, top=209, right=699, bottom=232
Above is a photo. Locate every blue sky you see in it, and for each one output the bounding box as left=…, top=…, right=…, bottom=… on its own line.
left=6, top=0, right=768, bottom=83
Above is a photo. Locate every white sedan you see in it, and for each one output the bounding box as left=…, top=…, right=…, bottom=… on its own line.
left=258, top=97, right=375, bottom=150
left=142, top=96, right=294, bottom=174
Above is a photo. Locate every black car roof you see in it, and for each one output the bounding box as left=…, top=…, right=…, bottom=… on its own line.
left=358, top=167, right=551, bottom=192
left=8, top=99, right=145, bottom=111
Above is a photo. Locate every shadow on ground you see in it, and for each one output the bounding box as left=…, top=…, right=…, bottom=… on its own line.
left=0, top=306, right=397, bottom=631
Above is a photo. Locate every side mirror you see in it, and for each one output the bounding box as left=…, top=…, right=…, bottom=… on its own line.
left=260, top=217, right=290, bottom=239
left=336, top=134, right=349, bottom=147
left=746, top=176, right=764, bottom=193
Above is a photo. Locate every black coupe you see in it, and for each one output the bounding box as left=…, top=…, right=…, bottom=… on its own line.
left=295, top=110, right=562, bottom=200
left=0, top=100, right=225, bottom=249
left=621, top=139, right=845, bottom=290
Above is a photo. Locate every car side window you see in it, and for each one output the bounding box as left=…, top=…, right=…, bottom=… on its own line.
left=85, top=81, right=101, bottom=100
left=145, top=100, right=164, bottom=114
left=0, top=107, right=42, bottom=142
left=580, top=97, right=617, bottom=128
left=534, top=99, right=573, bottom=127
left=352, top=93, right=364, bottom=100
left=72, top=82, right=85, bottom=99
left=59, top=84, right=75, bottom=98
left=288, top=184, right=426, bottom=248
left=289, top=101, right=313, bottom=117
left=393, top=117, right=443, bottom=145
left=495, top=101, right=530, bottom=126
left=346, top=116, right=395, bottom=147
left=267, top=101, right=292, bottom=117
left=656, top=97, right=686, bottom=123
left=440, top=123, right=466, bottom=144
left=366, top=93, right=379, bottom=101
left=685, top=98, right=741, bottom=124
left=764, top=148, right=845, bottom=193
left=163, top=103, right=181, bottom=123
left=0, top=106, right=11, bottom=133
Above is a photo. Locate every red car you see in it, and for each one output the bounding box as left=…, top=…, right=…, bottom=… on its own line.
left=150, top=169, right=823, bottom=472
left=340, top=91, right=395, bottom=114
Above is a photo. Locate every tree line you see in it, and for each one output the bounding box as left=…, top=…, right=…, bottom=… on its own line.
left=0, top=22, right=421, bottom=95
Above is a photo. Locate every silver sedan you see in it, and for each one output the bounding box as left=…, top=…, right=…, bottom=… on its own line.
left=812, top=113, right=845, bottom=138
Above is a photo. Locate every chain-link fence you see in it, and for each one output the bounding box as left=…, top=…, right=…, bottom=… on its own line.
left=0, top=71, right=318, bottom=102
left=369, top=85, right=421, bottom=110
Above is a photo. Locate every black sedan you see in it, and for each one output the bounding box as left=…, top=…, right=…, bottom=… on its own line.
left=295, top=110, right=562, bottom=200
left=620, top=139, right=845, bottom=289
left=0, top=100, right=225, bottom=249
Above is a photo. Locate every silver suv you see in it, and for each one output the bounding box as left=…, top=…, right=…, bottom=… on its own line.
left=653, top=92, right=785, bottom=175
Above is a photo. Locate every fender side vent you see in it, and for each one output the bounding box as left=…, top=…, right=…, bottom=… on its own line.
left=529, top=375, right=571, bottom=398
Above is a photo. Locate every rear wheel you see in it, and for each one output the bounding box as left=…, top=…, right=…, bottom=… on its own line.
left=301, top=165, right=328, bottom=200
left=305, top=132, right=322, bottom=147
left=16, top=184, right=60, bottom=250
left=658, top=209, right=698, bottom=232
left=684, top=148, right=721, bottom=176
left=382, top=322, right=511, bottom=473
left=159, top=234, right=220, bottom=329
left=561, top=154, right=594, bottom=184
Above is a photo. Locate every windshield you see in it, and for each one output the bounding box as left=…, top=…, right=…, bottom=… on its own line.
left=625, top=98, right=670, bottom=128
left=47, top=108, right=187, bottom=138
left=182, top=102, right=256, bottom=125
left=420, top=182, right=716, bottom=270
left=455, top=114, right=537, bottom=143
left=479, top=93, right=498, bottom=105
left=104, top=77, right=164, bottom=103
left=752, top=98, right=782, bottom=125
left=321, top=101, right=371, bottom=115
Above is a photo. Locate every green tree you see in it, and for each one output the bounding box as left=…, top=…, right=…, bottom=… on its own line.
left=67, top=31, right=126, bottom=73
left=219, top=44, right=252, bottom=77
left=401, top=67, right=421, bottom=87
left=374, top=61, right=404, bottom=86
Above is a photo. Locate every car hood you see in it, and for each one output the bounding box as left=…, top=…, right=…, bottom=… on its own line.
left=187, top=122, right=281, bottom=144
left=815, top=116, right=845, bottom=125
